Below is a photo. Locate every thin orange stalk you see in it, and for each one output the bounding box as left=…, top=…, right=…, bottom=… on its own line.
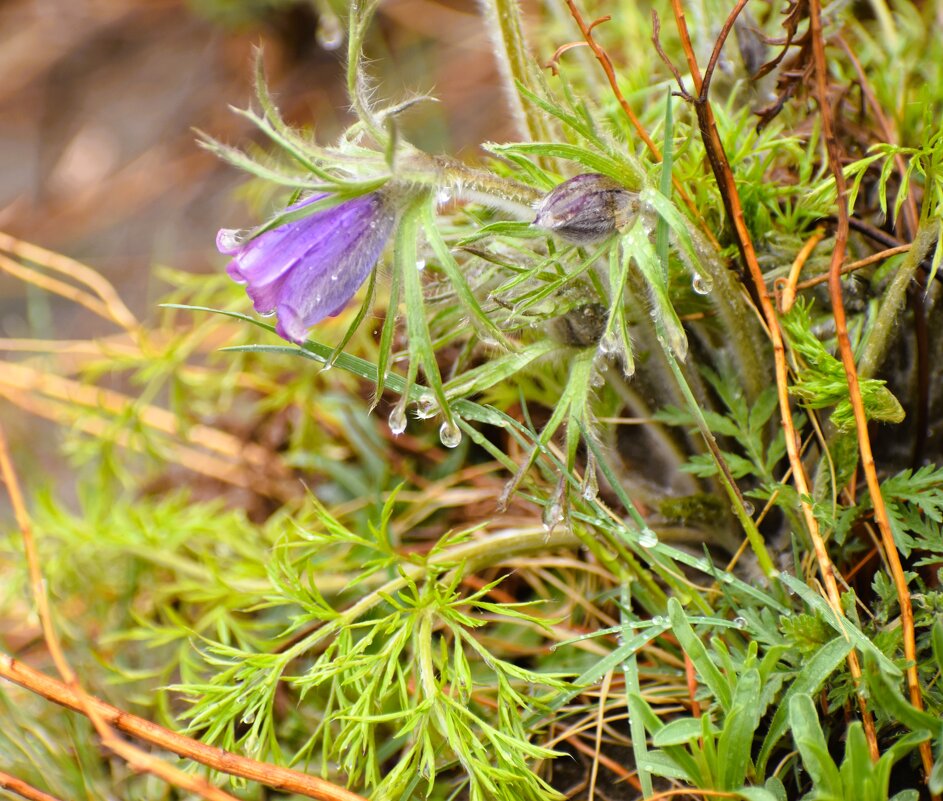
left=666, top=0, right=879, bottom=759
left=0, top=424, right=241, bottom=801
left=806, top=0, right=935, bottom=781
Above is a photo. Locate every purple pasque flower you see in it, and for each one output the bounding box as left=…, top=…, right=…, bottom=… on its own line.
left=218, top=192, right=396, bottom=343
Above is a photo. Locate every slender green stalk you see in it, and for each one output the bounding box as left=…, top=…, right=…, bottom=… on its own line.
left=477, top=0, right=551, bottom=143
left=859, top=219, right=940, bottom=379
left=621, top=584, right=653, bottom=797
left=662, top=348, right=776, bottom=577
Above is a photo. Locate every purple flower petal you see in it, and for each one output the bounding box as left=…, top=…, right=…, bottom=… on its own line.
left=218, top=191, right=396, bottom=343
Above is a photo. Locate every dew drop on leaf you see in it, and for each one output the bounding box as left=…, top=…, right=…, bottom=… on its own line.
left=581, top=463, right=599, bottom=502
left=439, top=420, right=462, bottom=448
left=542, top=498, right=565, bottom=532
left=217, top=228, right=248, bottom=250
left=638, top=526, right=659, bottom=548
left=692, top=273, right=713, bottom=294
left=389, top=402, right=407, bottom=435
left=316, top=12, right=344, bottom=50
left=415, top=393, right=437, bottom=419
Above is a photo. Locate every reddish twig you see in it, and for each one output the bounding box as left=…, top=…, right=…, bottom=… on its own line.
left=684, top=653, right=702, bottom=718
left=779, top=227, right=826, bottom=311
left=806, top=0, right=935, bottom=781
left=0, top=655, right=368, bottom=801
left=0, top=425, right=364, bottom=801
left=0, top=424, right=241, bottom=801
left=793, top=244, right=911, bottom=290
left=0, top=771, right=64, bottom=801
left=660, top=0, right=881, bottom=759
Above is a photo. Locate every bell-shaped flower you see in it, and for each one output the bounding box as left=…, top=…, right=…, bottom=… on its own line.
left=218, top=191, right=396, bottom=343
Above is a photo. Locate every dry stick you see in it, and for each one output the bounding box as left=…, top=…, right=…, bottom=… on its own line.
left=780, top=227, right=825, bottom=312
left=0, top=425, right=245, bottom=801
left=0, top=253, right=113, bottom=323
left=794, top=244, right=912, bottom=291
left=562, top=0, right=721, bottom=250
left=0, top=384, right=296, bottom=502
left=0, top=233, right=139, bottom=331
left=806, top=0, right=936, bottom=782
left=837, top=35, right=930, bottom=466
left=662, top=0, right=881, bottom=758
left=0, top=770, right=65, bottom=801
left=0, top=657, right=368, bottom=801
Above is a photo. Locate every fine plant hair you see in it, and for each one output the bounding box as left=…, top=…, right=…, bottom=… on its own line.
left=2, top=1, right=943, bottom=801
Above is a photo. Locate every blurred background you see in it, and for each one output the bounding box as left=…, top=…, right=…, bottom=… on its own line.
left=0, top=0, right=522, bottom=337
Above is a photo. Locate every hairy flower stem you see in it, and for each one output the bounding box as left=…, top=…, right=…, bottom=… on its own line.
left=859, top=219, right=941, bottom=380
left=478, top=0, right=550, bottom=143
left=346, top=0, right=385, bottom=143
left=396, top=153, right=542, bottom=217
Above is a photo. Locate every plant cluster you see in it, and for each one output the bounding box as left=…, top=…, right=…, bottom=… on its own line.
left=2, top=0, right=943, bottom=800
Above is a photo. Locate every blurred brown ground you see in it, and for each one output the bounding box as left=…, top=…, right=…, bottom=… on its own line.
left=0, top=0, right=517, bottom=336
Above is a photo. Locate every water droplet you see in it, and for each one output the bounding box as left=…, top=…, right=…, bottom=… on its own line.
left=590, top=369, right=605, bottom=389
left=581, top=455, right=599, bottom=502
left=439, top=420, right=462, bottom=448
left=416, top=259, right=426, bottom=271
left=598, top=332, right=618, bottom=357
left=217, top=228, right=248, bottom=251
left=315, top=12, right=344, bottom=50
left=741, top=500, right=756, bottom=517
left=388, top=401, right=407, bottom=435
left=733, top=616, right=748, bottom=630
left=243, top=734, right=260, bottom=755
left=638, top=526, right=659, bottom=548
left=320, top=362, right=332, bottom=372
left=436, top=187, right=453, bottom=205
left=258, top=309, right=276, bottom=318
left=314, top=294, right=322, bottom=304
left=692, top=273, right=713, bottom=294
left=542, top=498, right=565, bottom=532
left=241, top=711, right=256, bottom=725
left=650, top=616, right=667, bottom=626
left=414, top=393, right=437, bottom=420
left=330, top=273, right=338, bottom=281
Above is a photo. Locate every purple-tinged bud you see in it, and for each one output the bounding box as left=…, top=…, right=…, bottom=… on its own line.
left=533, top=173, right=638, bottom=245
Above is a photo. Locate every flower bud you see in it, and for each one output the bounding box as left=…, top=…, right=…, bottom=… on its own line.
left=533, top=173, right=638, bottom=245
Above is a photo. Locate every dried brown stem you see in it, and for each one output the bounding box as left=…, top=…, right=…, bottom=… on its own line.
left=0, top=233, right=139, bottom=332
left=793, top=244, right=911, bottom=290
left=663, top=0, right=880, bottom=757
left=780, top=227, right=826, bottom=311
left=0, top=771, right=64, bottom=801
left=0, top=423, right=246, bottom=801
left=807, top=0, right=935, bottom=780
left=0, top=655, right=368, bottom=801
